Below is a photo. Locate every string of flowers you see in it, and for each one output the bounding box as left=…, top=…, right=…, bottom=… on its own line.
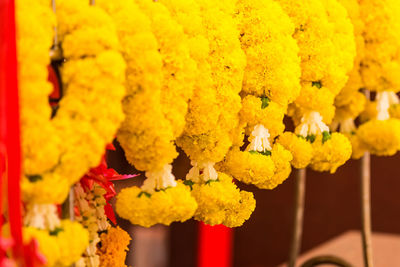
left=330, top=0, right=367, bottom=159
left=21, top=0, right=126, bottom=206
left=354, top=0, right=400, bottom=157
left=219, top=0, right=301, bottom=190
left=276, top=0, right=355, bottom=173
left=16, top=0, right=126, bottom=265
left=176, top=0, right=256, bottom=227
left=111, top=0, right=197, bottom=227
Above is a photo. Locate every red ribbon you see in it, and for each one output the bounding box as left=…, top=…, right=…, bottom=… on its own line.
left=0, top=0, right=26, bottom=265
left=79, top=148, right=137, bottom=225
left=198, top=223, right=233, bottom=267
left=0, top=237, right=15, bottom=267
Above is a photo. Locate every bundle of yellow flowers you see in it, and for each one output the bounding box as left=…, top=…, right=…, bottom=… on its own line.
left=219, top=0, right=300, bottom=190
left=276, top=0, right=355, bottom=173
left=20, top=0, right=126, bottom=205
left=116, top=180, right=197, bottom=227
left=111, top=0, right=199, bottom=227
left=187, top=172, right=255, bottom=227
left=23, top=220, right=89, bottom=267
left=176, top=0, right=246, bottom=169
left=354, top=0, right=400, bottom=157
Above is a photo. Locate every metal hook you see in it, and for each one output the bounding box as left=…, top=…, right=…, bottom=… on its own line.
left=300, top=255, right=353, bottom=267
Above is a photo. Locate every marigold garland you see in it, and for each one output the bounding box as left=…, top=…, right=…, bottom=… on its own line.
left=355, top=0, right=400, bottom=157
left=109, top=0, right=175, bottom=173
left=19, top=0, right=126, bottom=205
left=219, top=0, right=299, bottom=190
left=276, top=0, right=355, bottom=172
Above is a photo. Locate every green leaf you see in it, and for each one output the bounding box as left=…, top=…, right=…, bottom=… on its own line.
left=260, top=150, right=272, bottom=156
left=297, top=134, right=306, bottom=140
left=183, top=180, right=194, bottom=190
left=138, top=191, right=151, bottom=198
left=205, top=179, right=219, bottom=185
left=306, top=134, right=316, bottom=143
left=261, top=97, right=270, bottom=109
left=27, top=174, right=42, bottom=182
left=312, top=81, right=322, bottom=89
left=249, top=150, right=271, bottom=156
left=322, top=131, right=331, bottom=143
left=50, top=227, right=63, bottom=236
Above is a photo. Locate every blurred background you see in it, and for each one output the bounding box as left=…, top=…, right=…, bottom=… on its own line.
left=109, top=142, right=400, bottom=267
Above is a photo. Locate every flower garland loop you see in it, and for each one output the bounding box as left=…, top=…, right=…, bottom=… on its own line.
left=20, top=0, right=126, bottom=205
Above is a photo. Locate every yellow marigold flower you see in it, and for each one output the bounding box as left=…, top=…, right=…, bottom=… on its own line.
left=357, top=119, right=400, bottom=156
left=21, top=173, right=69, bottom=204
left=256, top=144, right=293, bottom=189
left=310, top=133, right=352, bottom=173
left=97, top=227, right=131, bottom=267
left=291, top=84, right=336, bottom=125
left=190, top=172, right=255, bottom=227
left=55, top=220, right=89, bottom=266
left=389, top=104, right=400, bottom=120
left=151, top=182, right=198, bottom=225
left=116, top=186, right=153, bottom=227
left=233, top=0, right=301, bottom=106
left=239, top=96, right=285, bottom=138
left=359, top=99, right=378, bottom=123
left=178, top=126, right=234, bottom=164
left=116, top=181, right=197, bottom=227
left=23, top=227, right=60, bottom=267
left=135, top=0, right=197, bottom=138
left=35, top=220, right=89, bottom=266
left=344, top=132, right=366, bottom=160
left=277, top=132, right=313, bottom=169
left=359, top=0, right=400, bottom=92
left=221, top=148, right=275, bottom=186
left=223, top=190, right=256, bottom=228
left=334, top=91, right=366, bottom=122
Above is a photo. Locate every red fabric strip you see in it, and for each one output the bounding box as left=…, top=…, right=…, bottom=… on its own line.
left=198, top=222, right=233, bottom=267
left=0, top=0, right=25, bottom=263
